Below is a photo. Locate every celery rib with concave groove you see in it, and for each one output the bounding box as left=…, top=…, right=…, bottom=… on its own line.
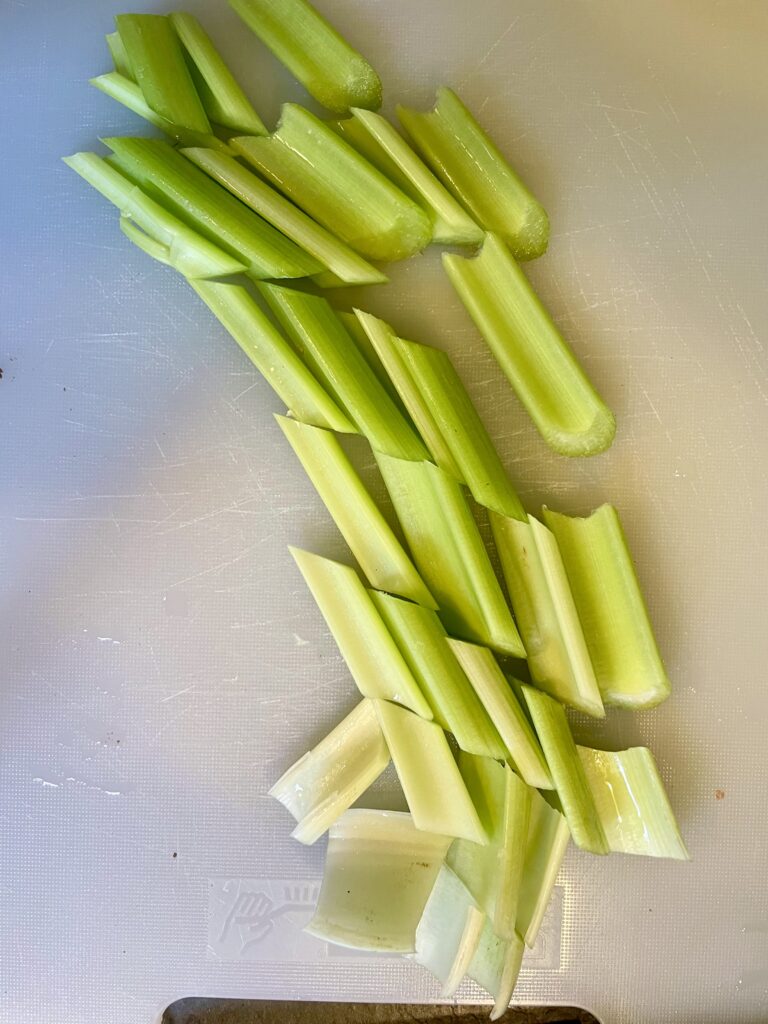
left=232, top=105, right=431, bottom=262
left=468, top=920, right=525, bottom=1021
left=106, top=31, right=133, bottom=79
left=229, top=0, right=381, bottom=114
left=414, top=865, right=485, bottom=997
left=516, top=787, right=570, bottom=947
left=338, top=312, right=404, bottom=408
left=444, top=234, right=616, bottom=457
left=543, top=504, right=671, bottom=709
left=398, top=87, right=549, bottom=260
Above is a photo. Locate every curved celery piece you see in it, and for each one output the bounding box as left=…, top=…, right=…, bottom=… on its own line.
left=520, top=685, right=608, bottom=855
left=259, top=285, right=427, bottom=461
left=443, top=234, right=616, bottom=457
left=228, top=0, right=381, bottom=114
left=306, top=810, right=451, bottom=952
left=232, top=105, right=431, bottom=262
left=397, top=87, right=549, bottom=260
left=468, top=920, right=525, bottom=1021
left=106, top=32, right=133, bottom=79
left=542, top=505, right=672, bottom=709
left=369, top=592, right=506, bottom=759
left=189, top=281, right=353, bottom=432
left=276, top=418, right=436, bottom=609
left=578, top=746, right=689, bottom=860
left=516, top=787, right=570, bottom=948
left=448, top=641, right=552, bottom=791
left=414, top=865, right=485, bottom=997
left=291, top=550, right=432, bottom=719
left=337, top=312, right=404, bottom=409
left=491, top=512, right=604, bottom=718
left=373, top=700, right=486, bottom=844
left=269, top=699, right=389, bottom=845
left=376, top=455, right=524, bottom=657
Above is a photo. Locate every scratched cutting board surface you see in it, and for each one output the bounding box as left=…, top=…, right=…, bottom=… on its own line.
left=2, top=1, right=767, bottom=1022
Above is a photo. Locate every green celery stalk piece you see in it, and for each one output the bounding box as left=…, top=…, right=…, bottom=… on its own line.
left=63, top=152, right=245, bottom=280
left=189, top=281, right=353, bottom=431
left=447, top=640, right=552, bottom=791
left=376, top=454, right=524, bottom=657
left=290, top=549, right=432, bottom=719
left=414, top=865, right=486, bottom=997
left=232, top=105, right=432, bottom=262
left=373, top=699, right=487, bottom=844
left=443, top=234, right=616, bottom=457
left=447, top=753, right=532, bottom=940
left=578, top=746, right=689, bottom=859
left=369, top=592, right=506, bottom=759
left=181, top=147, right=386, bottom=286
left=520, top=685, right=608, bottom=855
left=106, top=31, right=133, bottom=79
left=337, top=311, right=405, bottom=409
left=397, top=87, right=549, bottom=260
left=542, top=504, right=672, bottom=709
left=103, top=137, right=322, bottom=280
left=306, top=809, right=451, bottom=952
left=468, top=919, right=525, bottom=1021
left=169, top=12, right=267, bottom=135
left=516, top=787, right=570, bottom=948
left=228, top=0, right=381, bottom=114
left=115, top=13, right=211, bottom=135
left=276, top=417, right=436, bottom=608
left=259, top=284, right=427, bottom=461
left=269, top=698, right=389, bottom=845
left=491, top=512, right=604, bottom=718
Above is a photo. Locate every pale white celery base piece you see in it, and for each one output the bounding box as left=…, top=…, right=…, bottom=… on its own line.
left=414, top=865, right=485, bottom=997
left=516, top=788, right=570, bottom=947
left=468, top=918, right=526, bottom=1020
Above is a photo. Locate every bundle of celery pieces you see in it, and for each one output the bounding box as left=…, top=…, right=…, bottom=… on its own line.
left=66, top=0, right=688, bottom=1015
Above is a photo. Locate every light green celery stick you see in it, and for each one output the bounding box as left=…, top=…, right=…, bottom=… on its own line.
left=370, top=592, right=506, bottom=759
left=468, top=919, right=525, bottom=1021
left=491, top=512, right=604, bottom=718
left=542, top=505, right=671, bottom=709
left=232, top=105, right=431, bottom=262
left=373, top=700, right=486, bottom=844
left=578, top=746, right=689, bottom=859
left=414, top=865, right=485, bottom=997
left=276, top=418, right=435, bottom=608
left=228, top=0, right=381, bottom=114
left=520, top=685, right=608, bottom=855
left=516, top=787, right=570, bottom=947
left=447, top=640, right=552, bottom=790
left=269, top=698, right=389, bottom=845
left=168, top=12, right=267, bottom=135
left=181, top=147, right=385, bottom=286
left=63, top=153, right=244, bottom=280
left=115, top=14, right=211, bottom=134
left=291, top=550, right=432, bottom=718
left=447, top=753, right=531, bottom=939
left=376, top=455, right=524, bottom=657
left=337, top=312, right=404, bottom=409
left=259, top=285, right=427, bottom=460
left=189, top=281, right=352, bottom=431
left=397, top=87, right=548, bottom=260
left=332, top=109, right=483, bottom=246
left=106, top=32, right=133, bottom=79
left=306, top=809, right=451, bottom=952
left=444, top=234, right=616, bottom=457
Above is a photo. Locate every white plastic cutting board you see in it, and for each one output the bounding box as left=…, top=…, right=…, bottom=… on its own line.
left=2, top=2, right=767, bottom=1022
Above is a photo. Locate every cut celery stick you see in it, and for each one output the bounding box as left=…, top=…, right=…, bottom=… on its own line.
left=229, top=0, right=381, bottom=114
left=373, top=699, right=486, bottom=844
left=189, top=281, right=353, bottom=431
left=397, top=87, right=549, bottom=260
left=448, top=641, right=552, bottom=791
left=259, top=285, right=427, bottom=461
left=182, top=147, right=385, bottom=286
left=516, top=787, right=570, bottom=947
left=269, top=698, right=389, bottom=845
left=520, top=685, right=608, bottom=855
left=104, top=137, right=321, bottom=280
left=337, top=311, right=404, bottom=409
left=306, top=809, right=450, bottom=952
left=168, top=12, right=267, bottom=135
left=468, top=919, right=525, bottom=1021
left=376, top=454, right=524, bottom=657
left=491, top=512, right=604, bottom=718
left=444, top=234, right=616, bottom=457
left=578, top=746, right=689, bottom=859
left=332, top=109, right=483, bottom=246
left=543, top=505, right=672, bottom=709
left=115, top=14, right=211, bottom=135
left=369, top=592, right=506, bottom=759
left=276, top=418, right=436, bottom=608
left=106, top=31, right=133, bottom=79
left=291, top=550, right=432, bottom=718
left=414, top=865, right=485, bottom=997
left=63, top=152, right=245, bottom=280
left=232, top=105, right=431, bottom=262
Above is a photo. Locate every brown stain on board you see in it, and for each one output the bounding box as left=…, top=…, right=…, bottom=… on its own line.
left=715, top=789, right=726, bottom=800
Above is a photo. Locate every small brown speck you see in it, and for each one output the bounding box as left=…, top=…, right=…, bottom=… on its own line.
left=172, top=851, right=178, bottom=858
left=0, top=368, right=3, bottom=379
left=715, top=789, right=725, bottom=800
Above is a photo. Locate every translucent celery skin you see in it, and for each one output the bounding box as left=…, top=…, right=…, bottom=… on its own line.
left=414, top=865, right=485, bottom=997
left=444, top=234, right=616, bottom=457
left=228, top=0, right=382, bottom=114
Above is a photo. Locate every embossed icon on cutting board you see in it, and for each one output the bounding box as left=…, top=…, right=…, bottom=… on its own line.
left=219, top=884, right=316, bottom=952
